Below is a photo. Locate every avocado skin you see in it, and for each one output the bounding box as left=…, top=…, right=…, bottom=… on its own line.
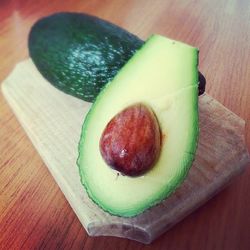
left=28, top=12, right=143, bottom=102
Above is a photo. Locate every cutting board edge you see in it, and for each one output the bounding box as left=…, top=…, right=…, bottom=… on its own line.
left=1, top=59, right=250, bottom=244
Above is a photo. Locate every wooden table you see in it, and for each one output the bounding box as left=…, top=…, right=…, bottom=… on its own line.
left=0, top=0, right=249, bottom=249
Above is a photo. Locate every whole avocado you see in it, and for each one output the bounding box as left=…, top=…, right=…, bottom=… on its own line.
left=29, top=12, right=206, bottom=102
left=28, top=12, right=143, bottom=102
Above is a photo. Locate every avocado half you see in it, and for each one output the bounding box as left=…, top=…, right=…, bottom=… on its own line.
left=77, top=35, right=199, bottom=217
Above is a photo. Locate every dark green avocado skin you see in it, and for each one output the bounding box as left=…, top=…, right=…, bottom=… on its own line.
left=28, top=12, right=143, bottom=102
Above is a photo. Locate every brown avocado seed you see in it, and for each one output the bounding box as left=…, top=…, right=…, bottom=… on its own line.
left=99, top=103, right=161, bottom=176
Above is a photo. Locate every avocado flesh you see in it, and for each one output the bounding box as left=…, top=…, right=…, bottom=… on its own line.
left=78, top=35, right=199, bottom=217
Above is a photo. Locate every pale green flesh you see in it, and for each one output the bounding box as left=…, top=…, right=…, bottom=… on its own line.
left=78, top=35, right=199, bottom=217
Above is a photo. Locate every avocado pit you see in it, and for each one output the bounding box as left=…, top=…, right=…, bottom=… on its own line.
left=99, top=103, right=161, bottom=176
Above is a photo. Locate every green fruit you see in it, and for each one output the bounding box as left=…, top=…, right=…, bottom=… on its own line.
left=28, top=12, right=143, bottom=102
left=77, top=35, right=199, bottom=217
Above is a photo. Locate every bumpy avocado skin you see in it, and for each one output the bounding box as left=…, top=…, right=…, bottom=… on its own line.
left=28, top=12, right=143, bottom=102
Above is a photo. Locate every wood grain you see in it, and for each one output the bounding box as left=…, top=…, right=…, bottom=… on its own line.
left=0, top=0, right=250, bottom=249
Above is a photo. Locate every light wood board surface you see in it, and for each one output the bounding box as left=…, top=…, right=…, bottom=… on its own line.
left=2, top=59, right=249, bottom=244
left=1, top=0, right=250, bottom=249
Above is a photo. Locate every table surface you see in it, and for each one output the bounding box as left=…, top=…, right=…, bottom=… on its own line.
left=0, top=0, right=249, bottom=249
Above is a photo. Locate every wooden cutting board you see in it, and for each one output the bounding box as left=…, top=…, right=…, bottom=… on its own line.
left=1, top=59, right=250, bottom=244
